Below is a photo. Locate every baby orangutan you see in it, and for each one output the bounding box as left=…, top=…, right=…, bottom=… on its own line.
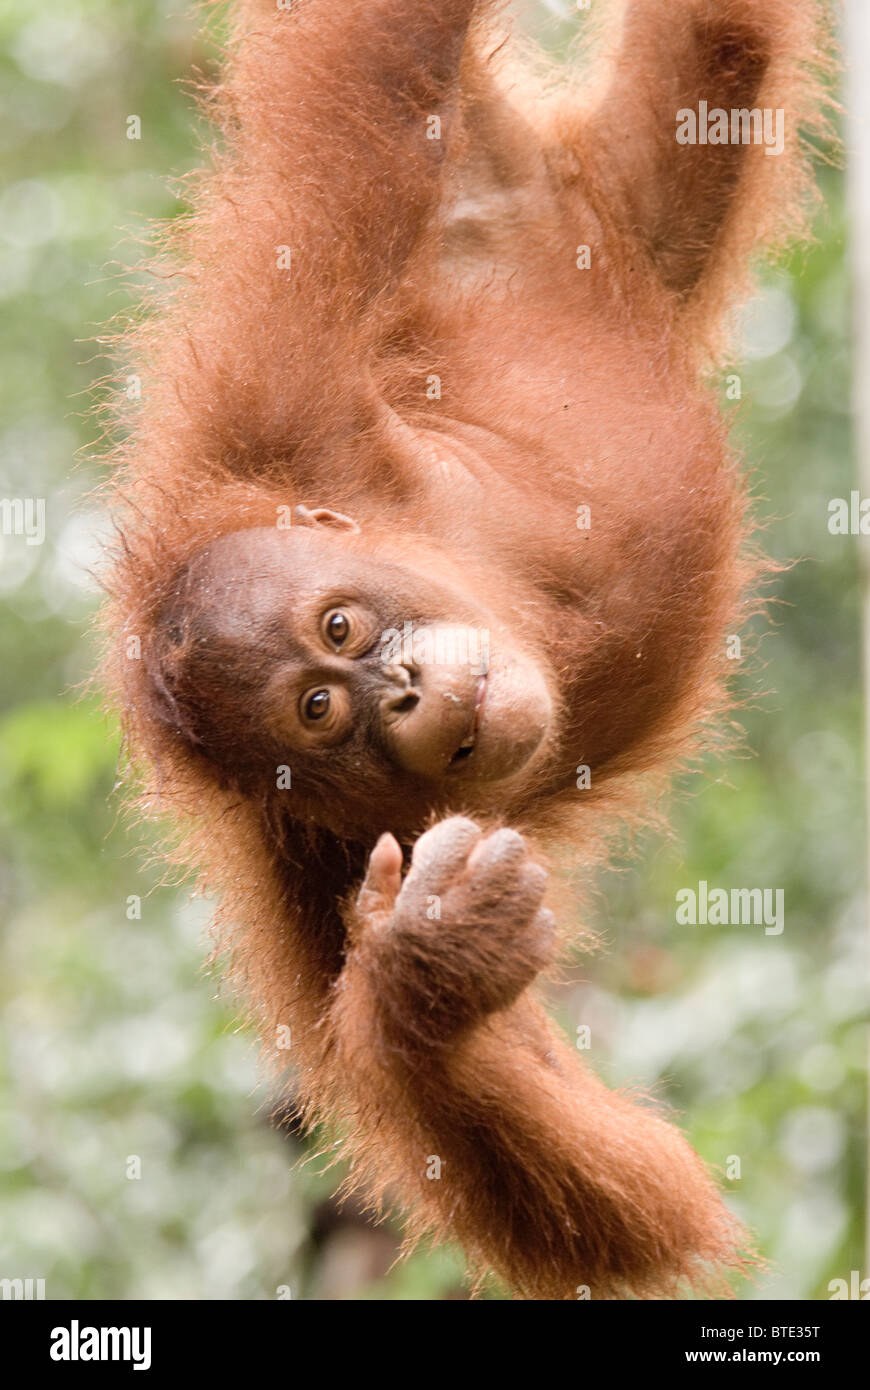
left=102, top=0, right=831, bottom=1297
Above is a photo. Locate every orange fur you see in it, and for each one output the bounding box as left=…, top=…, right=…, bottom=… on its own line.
left=98, top=0, right=833, bottom=1298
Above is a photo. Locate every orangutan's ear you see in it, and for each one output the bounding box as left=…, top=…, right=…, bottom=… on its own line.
left=292, top=505, right=360, bottom=533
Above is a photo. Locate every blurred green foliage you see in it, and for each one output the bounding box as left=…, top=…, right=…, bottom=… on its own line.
left=0, top=0, right=864, bottom=1300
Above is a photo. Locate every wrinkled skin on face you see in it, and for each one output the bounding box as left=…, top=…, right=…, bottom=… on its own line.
left=150, top=525, right=554, bottom=838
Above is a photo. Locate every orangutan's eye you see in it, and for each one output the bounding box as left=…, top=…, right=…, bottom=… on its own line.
left=303, top=688, right=331, bottom=721
left=324, top=610, right=350, bottom=648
